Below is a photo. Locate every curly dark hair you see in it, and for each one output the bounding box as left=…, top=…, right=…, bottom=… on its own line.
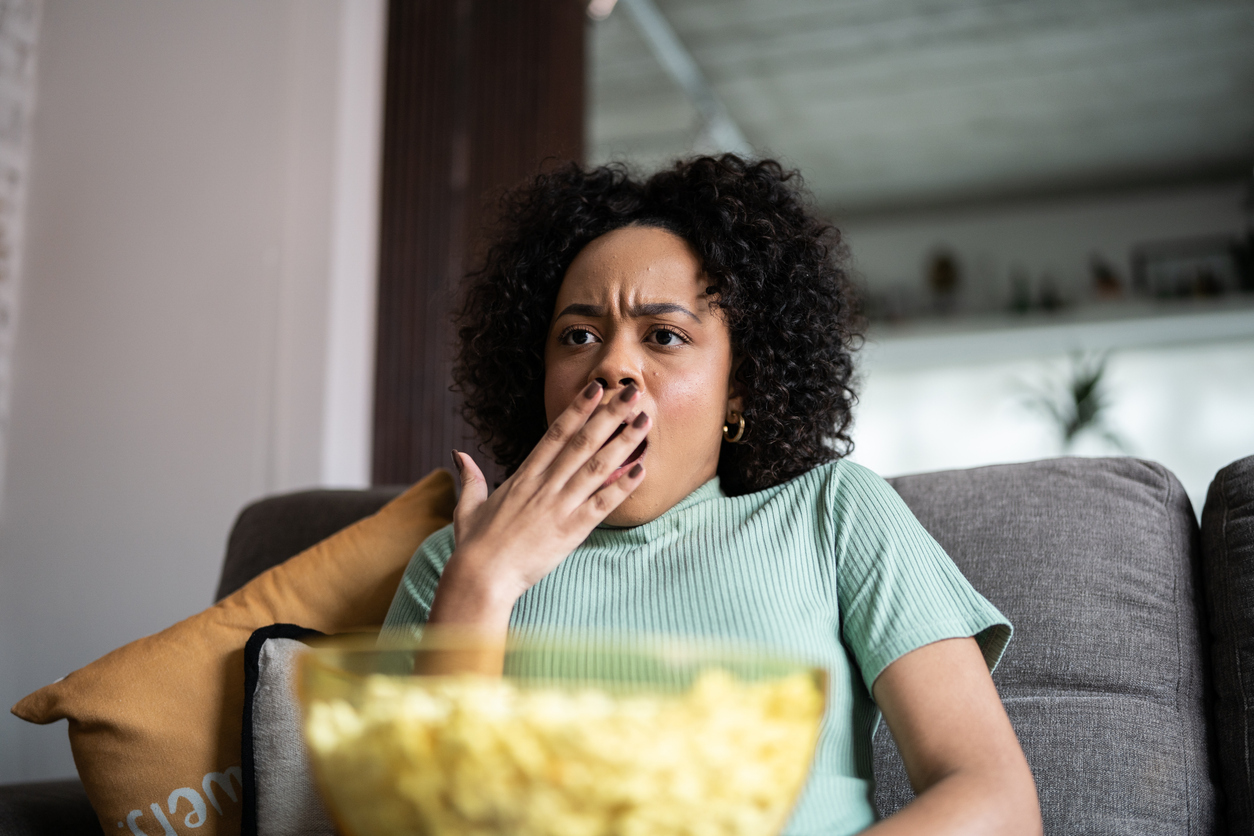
left=453, top=154, right=863, bottom=496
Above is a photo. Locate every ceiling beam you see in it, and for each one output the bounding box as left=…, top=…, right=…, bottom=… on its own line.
left=617, top=0, right=753, bottom=156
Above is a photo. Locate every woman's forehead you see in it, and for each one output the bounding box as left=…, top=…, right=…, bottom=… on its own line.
left=556, top=226, right=708, bottom=309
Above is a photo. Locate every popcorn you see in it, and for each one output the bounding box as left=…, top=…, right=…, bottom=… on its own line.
left=305, top=669, right=823, bottom=836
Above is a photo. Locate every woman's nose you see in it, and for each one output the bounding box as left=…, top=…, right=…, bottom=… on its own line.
left=592, top=338, right=641, bottom=395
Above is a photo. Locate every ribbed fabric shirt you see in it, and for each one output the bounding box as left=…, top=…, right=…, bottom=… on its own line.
left=383, top=459, right=1011, bottom=835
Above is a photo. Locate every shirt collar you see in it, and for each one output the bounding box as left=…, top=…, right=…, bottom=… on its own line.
left=594, top=475, right=725, bottom=533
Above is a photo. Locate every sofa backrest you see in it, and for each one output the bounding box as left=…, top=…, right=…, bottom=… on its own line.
left=880, top=457, right=1217, bottom=834
left=1202, top=453, right=1254, bottom=833
left=215, top=487, right=405, bottom=601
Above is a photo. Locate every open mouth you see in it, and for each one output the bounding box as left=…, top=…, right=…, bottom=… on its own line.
left=600, top=423, right=648, bottom=487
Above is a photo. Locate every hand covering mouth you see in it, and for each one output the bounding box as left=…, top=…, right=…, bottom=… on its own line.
left=600, top=423, right=648, bottom=485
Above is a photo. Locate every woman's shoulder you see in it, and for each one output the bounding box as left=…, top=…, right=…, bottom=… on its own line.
left=814, top=457, right=886, bottom=484
left=766, top=458, right=892, bottom=502
left=762, top=459, right=915, bottom=540
left=727, top=459, right=897, bottom=535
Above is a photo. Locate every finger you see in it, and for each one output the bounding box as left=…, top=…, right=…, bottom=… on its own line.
left=576, top=461, right=646, bottom=525
left=544, top=384, right=644, bottom=485
left=451, top=450, right=488, bottom=535
left=563, top=409, right=650, bottom=498
left=514, top=380, right=604, bottom=477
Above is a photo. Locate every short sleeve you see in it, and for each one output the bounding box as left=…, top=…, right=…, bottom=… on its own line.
left=380, top=523, right=456, bottom=641
left=831, top=462, right=1012, bottom=694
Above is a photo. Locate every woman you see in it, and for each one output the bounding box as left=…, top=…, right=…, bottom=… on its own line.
left=383, top=156, right=1041, bottom=834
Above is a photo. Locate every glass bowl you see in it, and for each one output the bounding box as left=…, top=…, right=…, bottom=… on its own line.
left=298, top=630, right=826, bottom=836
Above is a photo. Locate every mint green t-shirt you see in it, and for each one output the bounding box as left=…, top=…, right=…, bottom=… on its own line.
left=383, top=459, right=1011, bottom=835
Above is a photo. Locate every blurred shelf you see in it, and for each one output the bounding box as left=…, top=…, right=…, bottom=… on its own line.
left=863, top=297, right=1254, bottom=369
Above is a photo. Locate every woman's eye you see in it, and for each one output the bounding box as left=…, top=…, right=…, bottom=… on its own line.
left=563, top=328, right=598, bottom=346
left=649, top=328, right=687, bottom=346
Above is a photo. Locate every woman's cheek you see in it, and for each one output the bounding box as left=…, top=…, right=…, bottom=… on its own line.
left=542, top=357, right=584, bottom=424
left=654, top=364, right=728, bottom=435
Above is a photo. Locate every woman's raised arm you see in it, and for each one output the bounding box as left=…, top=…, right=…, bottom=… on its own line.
left=866, top=637, right=1042, bottom=835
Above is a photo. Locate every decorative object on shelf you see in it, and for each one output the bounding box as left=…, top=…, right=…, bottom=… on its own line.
left=1131, top=234, right=1250, bottom=299
left=1038, top=274, right=1065, bottom=312
left=925, top=248, right=961, bottom=314
left=1008, top=266, right=1032, bottom=315
left=1090, top=254, right=1123, bottom=301
left=1020, top=352, right=1127, bottom=454
left=863, top=233, right=1254, bottom=329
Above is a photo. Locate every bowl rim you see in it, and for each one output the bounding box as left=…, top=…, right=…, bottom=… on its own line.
left=305, top=627, right=829, bottom=673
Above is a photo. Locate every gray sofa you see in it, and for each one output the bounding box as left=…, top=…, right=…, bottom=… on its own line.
left=3, top=455, right=1251, bottom=835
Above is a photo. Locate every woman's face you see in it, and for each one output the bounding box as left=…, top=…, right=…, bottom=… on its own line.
left=544, top=225, right=740, bottom=526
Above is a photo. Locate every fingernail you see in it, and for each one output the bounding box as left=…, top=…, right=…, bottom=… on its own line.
left=628, top=463, right=643, bottom=478
left=632, top=411, right=648, bottom=429
left=618, top=385, right=638, bottom=403
left=582, top=381, right=602, bottom=400
left=450, top=450, right=463, bottom=472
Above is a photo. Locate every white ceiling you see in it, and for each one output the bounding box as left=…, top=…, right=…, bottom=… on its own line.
left=588, top=0, right=1254, bottom=215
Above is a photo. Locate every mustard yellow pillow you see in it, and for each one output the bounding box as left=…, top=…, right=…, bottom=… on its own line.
left=11, top=469, right=455, bottom=836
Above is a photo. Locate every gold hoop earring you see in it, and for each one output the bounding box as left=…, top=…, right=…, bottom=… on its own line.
left=723, top=412, right=745, bottom=444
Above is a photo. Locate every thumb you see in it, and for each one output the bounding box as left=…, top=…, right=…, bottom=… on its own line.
left=451, top=449, right=489, bottom=523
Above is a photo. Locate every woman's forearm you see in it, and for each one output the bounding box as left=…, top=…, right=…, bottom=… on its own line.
left=869, top=638, right=1042, bottom=835
left=415, top=546, right=526, bottom=676
left=426, top=545, right=522, bottom=636
left=861, top=765, right=1042, bottom=835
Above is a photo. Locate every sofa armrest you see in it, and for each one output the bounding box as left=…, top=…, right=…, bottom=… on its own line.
left=1202, top=453, right=1254, bottom=832
left=0, top=780, right=101, bottom=836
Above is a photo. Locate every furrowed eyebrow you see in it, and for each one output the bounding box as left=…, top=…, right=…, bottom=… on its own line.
left=555, top=303, right=604, bottom=318
left=554, top=302, right=701, bottom=322
left=630, top=302, right=701, bottom=322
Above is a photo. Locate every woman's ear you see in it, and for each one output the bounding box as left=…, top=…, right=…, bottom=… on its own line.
left=726, top=357, right=745, bottom=416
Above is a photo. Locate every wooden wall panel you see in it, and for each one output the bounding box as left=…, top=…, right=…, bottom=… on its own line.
left=373, top=0, right=585, bottom=486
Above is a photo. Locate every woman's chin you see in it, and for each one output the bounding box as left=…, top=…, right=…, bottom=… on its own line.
left=603, top=482, right=654, bottom=529
left=600, top=444, right=718, bottom=528
left=603, top=497, right=652, bottom=528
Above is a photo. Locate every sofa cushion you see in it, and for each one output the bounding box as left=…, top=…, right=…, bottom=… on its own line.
left=240, top=625, right=334, bottom=836
left=874, top=457, right=1216, bottom=834
left=216, top=488, right=405, bottom=601
left=1202, top=453, right=1254, bottom=832
left=10, top=470, right=455, bottom=836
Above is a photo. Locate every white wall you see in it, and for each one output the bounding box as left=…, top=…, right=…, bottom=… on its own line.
left=0, top=0, right=39, bottom=519
left=852, top=333, right=1254, bottom=516
left=0, top=0, right=383, bottom=783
